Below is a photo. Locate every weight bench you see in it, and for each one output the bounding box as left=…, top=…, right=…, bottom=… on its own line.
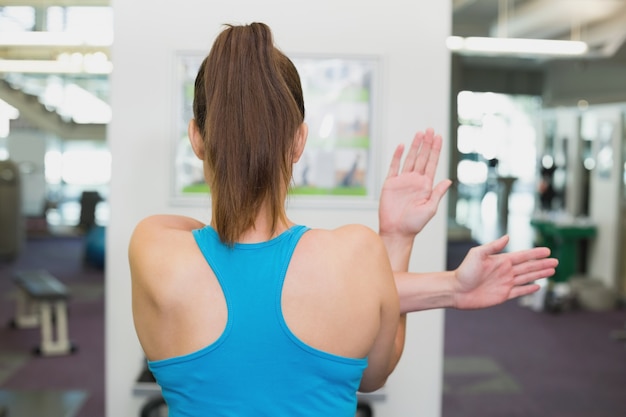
left=12, top=270, right=76, bottom=356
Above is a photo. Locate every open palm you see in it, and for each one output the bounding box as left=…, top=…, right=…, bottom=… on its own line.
left=454, top=236, right=558, bottom=309
left=379, top=129, right=451, bottom=238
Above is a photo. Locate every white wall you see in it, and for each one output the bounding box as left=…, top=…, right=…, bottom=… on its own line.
left=107, top=1, right=451, bottom=416
left=585, top=106, right=624, bottom=290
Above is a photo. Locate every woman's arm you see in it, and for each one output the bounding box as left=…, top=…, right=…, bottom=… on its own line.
left=354, top=227, right=405, bottom=393
left=378, top=129, right=450, bottom=272
left=128, top=214, right=207, bottom=359
left=395, top=236, right=558, bottom=313
left=378, top=130, right=557, bottom=313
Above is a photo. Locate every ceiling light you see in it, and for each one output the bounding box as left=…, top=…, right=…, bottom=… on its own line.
left=447, top=36, right=589, bottom=57
left=0, top=59, right=112, bottom=75
left=0, top=31, right=112, bottom=47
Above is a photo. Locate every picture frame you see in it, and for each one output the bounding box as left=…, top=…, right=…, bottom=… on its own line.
left=170, top=51, right=382, bottom=208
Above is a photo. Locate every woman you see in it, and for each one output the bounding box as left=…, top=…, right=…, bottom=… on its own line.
left=130, top=22, right=558, bottom=416
left=130, top=22, right=404, bottom=416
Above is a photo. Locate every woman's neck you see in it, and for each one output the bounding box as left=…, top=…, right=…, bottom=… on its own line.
left=211, top=201, right=292, bottom=244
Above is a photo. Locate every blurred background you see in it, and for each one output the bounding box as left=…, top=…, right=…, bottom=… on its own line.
left=0, top=1, right=625, bottom=417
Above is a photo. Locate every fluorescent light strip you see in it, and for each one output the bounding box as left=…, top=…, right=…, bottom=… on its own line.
left=0, top=31, right=112, bottom=47
left=0, top=60, right=112, bottom=75
left=447, top=36, right=588, bottom=56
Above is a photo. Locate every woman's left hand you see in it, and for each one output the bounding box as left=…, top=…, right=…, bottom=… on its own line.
left=378, top=128, right=451, bottom=240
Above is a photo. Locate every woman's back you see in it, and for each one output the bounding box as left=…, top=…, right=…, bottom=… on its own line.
left=129, top=22, right=402, bottom=416
left=130, top=216, right=399, bottom=415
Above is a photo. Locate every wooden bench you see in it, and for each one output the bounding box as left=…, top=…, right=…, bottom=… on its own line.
left=12, top=270, right=76, bottom=356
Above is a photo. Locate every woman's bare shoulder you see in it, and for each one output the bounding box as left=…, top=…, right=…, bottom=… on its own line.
left=130, top=214, right=204, bottom=251
left=299, top=224, right=387, bottom=268
left=132, top=214, right=206, bottom=234
left=128, top=215, right=205, bottom=284
left=305, top=223, right=378, bottom=240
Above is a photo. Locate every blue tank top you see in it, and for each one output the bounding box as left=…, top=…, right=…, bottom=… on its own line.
left=147, top=225, right=368, bottom=417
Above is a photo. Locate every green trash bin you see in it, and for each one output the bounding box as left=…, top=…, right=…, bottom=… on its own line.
left=530, top=216, right=556, bottom=254
left=547, top=220, right=596, bottom=283
left=531, top=216, right=596, bottom=283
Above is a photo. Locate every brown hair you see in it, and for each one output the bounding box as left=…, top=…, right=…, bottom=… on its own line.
left=193, top=22, right=305, bottom=246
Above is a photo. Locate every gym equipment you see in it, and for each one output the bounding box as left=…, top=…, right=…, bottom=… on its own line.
left=137, top=396, right=375, bottom=416
left=11, top=270, right=76, bottom=356
left=78, top=191, right=102, bottom=231
left=356, top=402, right=373, bottom=417
left=0, top=159, right=24, bottom=261
left=84, top=225, right=106, bottom=269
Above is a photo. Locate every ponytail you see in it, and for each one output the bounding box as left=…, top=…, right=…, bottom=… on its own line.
left=193, top=22, right=304, bottom=246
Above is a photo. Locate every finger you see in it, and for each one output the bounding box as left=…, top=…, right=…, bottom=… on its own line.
left=514, top=267, right=558, bottom=286
left=413, top=129, right=434, bottom=174
left=513, top=268, right=556, bottom=285
left=478, top=235, right=509, bottom=257
left=506, top=246, right=552, bottom=265
left=430, top=179, right=452, bottom=203
left=401, top=132, right=423, bottom=174
left=511, top=256, right=559, bottom=276
left=386, top=144, right=405, bottom=179
left=423, top=133, right=442, bottom=180
left=508, top=283, right=540, bottom=300
left=421, top=179, right=452, bottom=215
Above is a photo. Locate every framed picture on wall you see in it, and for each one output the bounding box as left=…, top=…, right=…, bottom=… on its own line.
left=171, top=53, right=204, bottom=203
left=170, top=52, right=381, bottom=207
